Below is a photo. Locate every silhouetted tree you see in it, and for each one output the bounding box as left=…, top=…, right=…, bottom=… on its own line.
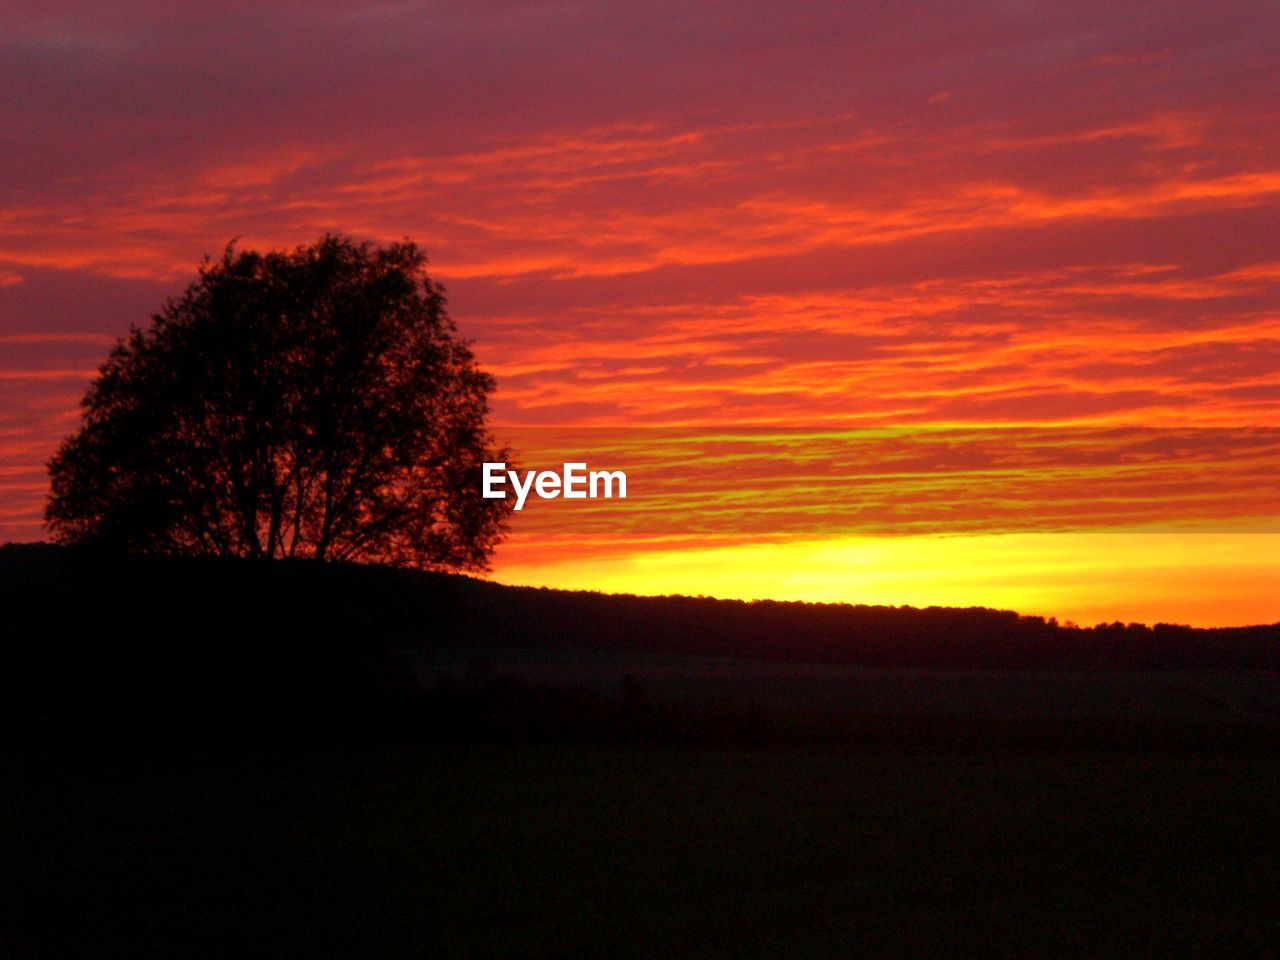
left=47, top=235, right=512, bottom=570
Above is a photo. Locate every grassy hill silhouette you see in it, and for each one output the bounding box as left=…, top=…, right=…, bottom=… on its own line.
left=6, top=543, right=1280, bottom=957
left=4, top=542, right=1278, bottom=751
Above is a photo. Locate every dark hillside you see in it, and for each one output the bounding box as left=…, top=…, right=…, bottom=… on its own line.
left=5, top=542, right=1276, bottom=671
left=5, top=547, right=1280, bottom=960
left=3, top=543, right=1278, bottom=748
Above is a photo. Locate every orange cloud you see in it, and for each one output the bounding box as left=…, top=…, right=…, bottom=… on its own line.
left=3, top=6, right=1277, bottom=625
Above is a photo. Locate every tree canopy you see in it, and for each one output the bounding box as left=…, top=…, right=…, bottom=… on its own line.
left=47, top=235, right=512, bottom=570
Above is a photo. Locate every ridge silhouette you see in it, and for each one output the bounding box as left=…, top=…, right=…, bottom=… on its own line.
left=4, top=543, right=1278, bottom=751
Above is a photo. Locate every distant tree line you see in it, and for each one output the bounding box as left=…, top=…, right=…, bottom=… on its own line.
left=5, top=543, right=1277, bottom=674
left=3, top=545, right=1277, bottom=751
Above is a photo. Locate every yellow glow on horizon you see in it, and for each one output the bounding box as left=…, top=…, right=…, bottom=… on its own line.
left=493, top=532, right=1280, bottom=628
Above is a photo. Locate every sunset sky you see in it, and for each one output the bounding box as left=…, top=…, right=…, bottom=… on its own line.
left=2, top=1, right=1277, bottom=625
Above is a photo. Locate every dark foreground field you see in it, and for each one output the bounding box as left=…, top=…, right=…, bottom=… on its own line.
left=5, top=745, right=1279, bottom=959
left=3, top=545, right=1278, bottom=957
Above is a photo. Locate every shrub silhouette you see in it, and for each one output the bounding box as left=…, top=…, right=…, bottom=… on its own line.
left=46, top=235, right=511, bottom=570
